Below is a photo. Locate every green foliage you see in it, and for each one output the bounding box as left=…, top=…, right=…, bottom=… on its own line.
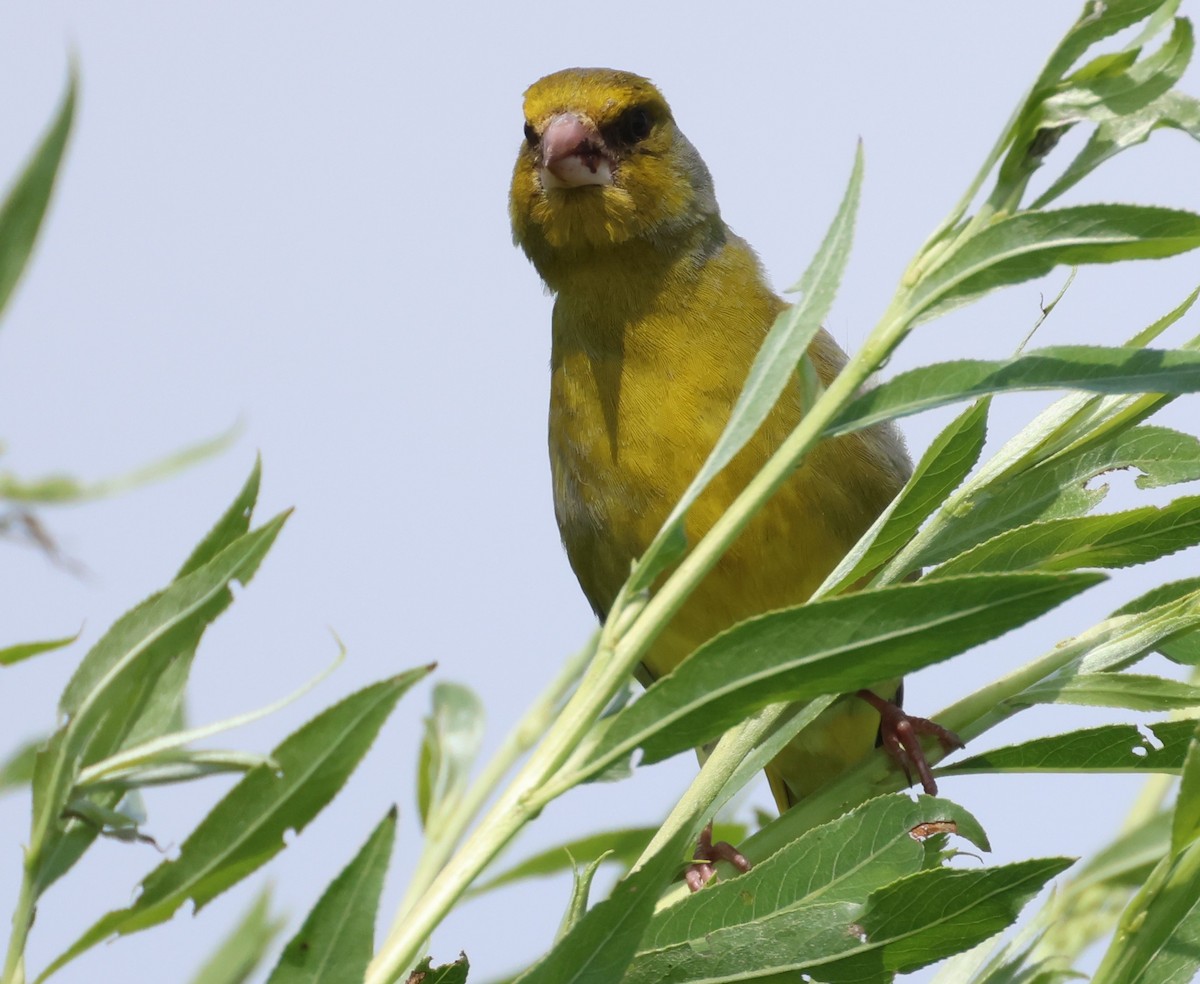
left=265, top=808, right=398, bottom=984
left=418, top=683, right=485, bottom=831
left=9, top=3, right=1200, bottom=984
left=187, top=889, right=285, bottom=984
left=0, top=68, right=73, bottom=320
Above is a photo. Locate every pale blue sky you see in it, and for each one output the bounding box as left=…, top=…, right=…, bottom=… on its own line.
left=2, top=3, right=1200, bottom=981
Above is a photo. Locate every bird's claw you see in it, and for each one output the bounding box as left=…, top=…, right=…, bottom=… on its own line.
left=684, top=822, right=751, bottom=892
left=857, top=689, right=964, bottom=796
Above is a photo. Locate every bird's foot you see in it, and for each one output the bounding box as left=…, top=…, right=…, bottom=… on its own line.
left=856, top=689, right=964, bottom=796
left=684, top=822, right=751, bottom=892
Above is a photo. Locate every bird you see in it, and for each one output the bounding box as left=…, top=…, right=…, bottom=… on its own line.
left=509, top=67, right=959, bottom=884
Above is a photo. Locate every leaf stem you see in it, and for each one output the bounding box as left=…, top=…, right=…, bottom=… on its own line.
left=388, top=636, right=595, bottom=926
left=1, top=861, right=35, bottom=984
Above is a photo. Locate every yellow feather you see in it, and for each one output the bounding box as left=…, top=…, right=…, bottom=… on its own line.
left=511, top=68, right=913, bottom=808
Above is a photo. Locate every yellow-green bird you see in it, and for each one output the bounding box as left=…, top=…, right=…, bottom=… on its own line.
left=510, top=68, right=956, bottom=875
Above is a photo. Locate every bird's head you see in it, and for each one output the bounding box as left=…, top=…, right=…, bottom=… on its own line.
left=509, top=68, right=719, bottom=286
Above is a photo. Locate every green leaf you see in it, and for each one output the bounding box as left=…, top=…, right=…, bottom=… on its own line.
left=829, top=345, right=1200, bottom=436
left=934, top=495, right=1200, bottom=577
left=1033, top=90, right=1200, bottom=208
left=824, top=398, right=991, bottom=592
left=79, top=638, right=345, bottom=792
left=59, top=495, right=274, bottom=718
left=1093, top=838, right=1200, bottom=984
left=584, top=572, right=1101, bottom=772
left=631, top=143, right=864, bottom=590
left=41, top=668, right=429, bottom=979
left=1032, top=1, right=1175, bottom=98
left=911, top=206, right=1200, bottom=321
left=639, top=795, right=988, bottom=957
left=186, top=887, right=284, bottom=984
left=1031, top=809, right=1172, bottom=969
left=1041, top=17, right=1193, bottom=128
left=514, top=826, right=694, bottom=984
left=177, top=457, right=261, bottom=578
left=626, top=859, right=1072, bottom=983
left=818, top=860, right=1076, bottom=983
left=913, top=424, right=1200, bottom=569
left=29, top=513, right=289, bottom=895
left=265, top=807, right=397, bottom=984
left=557, top=853, right=610, bottom=944
left=1173, top=721, right=1200, bottom=855
left=1077, top=582, right=1200, bottom=674
left=0, top=68, right=74, bottom=320
left=1111, top=577, right=1200, bottom=664
left=0, top=630, right=77, bottom=667
left=945, top=719, right=1196, bottom=776
left=1070, top=810, right=1171, bottom=896
left=0, top=426, right=240, bottom=506
left=417, top=682, right=485, bottom=830
left=1014, top=673, right=1200, bottom=711
left=123, top=460, right=265, bottom=751
left=0, top=737, right=40, bottom=794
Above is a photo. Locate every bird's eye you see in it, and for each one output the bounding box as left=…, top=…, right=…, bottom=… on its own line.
left=523, top=122, right=538, bottom=147
left=617, top=107, right=653, bottom=145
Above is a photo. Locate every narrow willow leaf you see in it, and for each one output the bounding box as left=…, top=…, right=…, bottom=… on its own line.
left=472, top=824, right=745, bottom=897
left=821, top=859, right=1075, bottom=983
left=914, top=424, right=1200, bottom=569
left=265, top=807, right=397, bottom=984
left=80, top=640, right=345, bottom=790
left=417, top=682, right=485, bottom=830
left=1041, top=17, right=1193, bottom=129
left=513, top=826, right=693, bottom=984
left=936, top=495, right=1200, bottom=577
left=1092, top=839, right=1200, bottom=984
left=911, top=205, right=1200, bottom=321
left=123, top=460, right=265, bottom=752
left=0, top=737, right=40, bottom=794
left=1069, top=810, right=1170, bottom=896
left=1034, top=90, right=1200, bottom=208
left=1112, top=577, right=1200, bottom=664
left=828, top=345, right=1200, bottom=436
left=60, top=490, right=275, bottom=717
left=945, top=719, right=1195, bottom=776
left=1014, top=673, right=1200, bottom=711
left=30, top=514, right=289, bottom=896
left=177, top=457, right=261, bottom=578
left=584, top=572, right=1101, bottom=772
left=1077, top=585, right=1200, bottom=674
left=42, top=669, right=429, bottom=978
left=0, top=69, right=74, bottom=320
left=0, top=631, right=77, bottom=667
left=557, top=853, right=610, bottom=944
left=630, top=144, right=863, bottom=590
left=640, top=795, right=988, bottom=956
left=76, top=750, right=275, bottom=791
left=1172, top=721, right=1200, bottom=855
left=1032, top=0, right=1175, bottom=97
left=1031, top=816, right=1165, bottom=976
left=824, top=399, right=991, bottom=592
left=940, top=287, right=1199, bottom=502
left=626, top=901, right=861, bottom=984
left=0, top=426, right=240, bottom=506
left=186, top=887, right=283, bottom=984
left=627, top=859, right=1071, bottom=984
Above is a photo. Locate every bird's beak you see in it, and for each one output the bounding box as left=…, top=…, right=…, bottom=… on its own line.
left=539, top=113, right=614, bottom=189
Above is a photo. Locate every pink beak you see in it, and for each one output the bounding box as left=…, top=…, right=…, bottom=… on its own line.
left=540, top=114, right=613, bottom=188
